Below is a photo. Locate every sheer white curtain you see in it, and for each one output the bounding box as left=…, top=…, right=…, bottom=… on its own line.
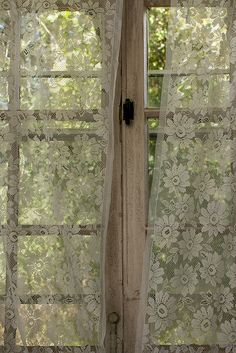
left=140, top=0, right=236, bottom=352
left=0, top=0, right=122, bottom=352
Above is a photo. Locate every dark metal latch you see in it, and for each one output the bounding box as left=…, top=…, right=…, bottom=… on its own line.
left=123, top=98, right=134, bottom=125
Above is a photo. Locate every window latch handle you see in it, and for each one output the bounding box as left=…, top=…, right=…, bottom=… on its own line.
left=123, top=98, right=134, bottom=125
left=108, top=312, right=120, bottom=353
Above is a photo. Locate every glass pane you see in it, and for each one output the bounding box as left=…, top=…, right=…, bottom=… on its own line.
left=147, top=8, right=170, bottom=72
left=20, top=77, right=101, bottom=110
left=21, top=11, right=102, bottom=73
left=16, top=304, right=99, bottom=346
left=148, top=118, right=158, bottom=191
left=146, top=7, right=230, bottom=108
left=148, top=76, right=163, bottom=108
left=148, top=73, right=230, bottom=110
left=169, top=7, right=229, bottom=73
left=171, top=74, right=230, bottom=109
left=17, top=235, right=100, bottom=295
left=19, top=131, right=104, bottom=225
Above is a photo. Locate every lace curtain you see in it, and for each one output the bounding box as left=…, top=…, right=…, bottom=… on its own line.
left=0, top=0, right=122, bottom=352
left=140, top=0, right=236, bottom=352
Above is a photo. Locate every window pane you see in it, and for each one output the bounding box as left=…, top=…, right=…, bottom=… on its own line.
left=19, top=128, right=105, bottom=225
left=21, top=11, right=102, bottom=73
left=169, top=7, right=229, bottom=73
left=146, top=7, right=230, bottom=108
left=148, top=76, right=163, bottom=108
left=170, top=74, right=230, bottom=109
left=17, top=235, right=100, bottom=295
left=147, top=8, right=169, bottom=72
left=146, top=8, right=169, bottom=108
left=148, top=118, right=158, bottom=191
left=20, top=77, right=101, bottom=110
left=16, top=304, right=99, bottom=346
left=20, top=10, right=103, bottom=110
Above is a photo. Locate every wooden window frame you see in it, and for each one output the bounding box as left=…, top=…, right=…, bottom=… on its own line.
left=121, top=0, right=146, bottom=352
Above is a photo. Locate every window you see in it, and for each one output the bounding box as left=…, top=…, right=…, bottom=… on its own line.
left=0, top=1, right=121, bottom=351
left=141, top=1, right=234, bottom=351
left=0, top=0, right=232, bottom=352
left=121, top=0, right=234, bottom=352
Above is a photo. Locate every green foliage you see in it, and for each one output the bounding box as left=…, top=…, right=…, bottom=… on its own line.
left=147, top=8, right=169, bottom=107
left=148, top=8, right=169, bottom=71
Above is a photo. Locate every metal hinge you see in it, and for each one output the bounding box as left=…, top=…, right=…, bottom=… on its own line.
left=123, top=98, right=134, bottom=125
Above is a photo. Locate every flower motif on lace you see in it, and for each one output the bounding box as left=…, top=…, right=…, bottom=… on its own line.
left=170, top=264, right=198, bottom=296
left=55, top=263, right=77, bottom=294
left=224, top=107, right=236, bottom=130
left=106, top=19, right=114, bottom=40
left=163, top=163, right=190, bottom=194
left=179, top=229, right=203, bottom=261
left=213, top=286, right=234, bottom=314
left=84, top=280, right=100, bottom=317
left=218, top=318, right=236, bottom=346
left=193, top=174, right=216, bottom=203
left=174, top=194, right=195, bottom=221
left=200, top=252, right=224, bottom=286
left=206, top=130, right=230, bottom=155
left=81, top=1, right=101, bottom=17
left=60, top=0, right=80, bottom=8
left=154, top=215, right=179, bottom=249
left=146, top=292, right=176, bottom=332
left=221, top=176, right=236, bottom=201
left=191, top=306, right=216, bottom=340
left=222, top=233, right=236, bottom=258
left=149, top=259, right=164, bottom=289
left=227, top=263, right=236, bottom=289
left=166, top=113, right=195, bottom=147
left=186, top=138, right=206, bottom=170
left=0, top=0, right=10, bottom=10
left=35, top=0, right=57, bottom=11
left=21, top=18, right=35, bottom=34
left=105, top=1, right=116, bottom=16
left=199, top=201, right=229, bottom=237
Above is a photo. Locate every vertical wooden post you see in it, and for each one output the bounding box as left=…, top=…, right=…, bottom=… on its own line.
left=122, top=0, right=146, bottom=351
left=106, top=62, right=124, bottom=353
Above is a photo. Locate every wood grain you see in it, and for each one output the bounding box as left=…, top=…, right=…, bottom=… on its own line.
left=122, top=0, right=147, bottom=351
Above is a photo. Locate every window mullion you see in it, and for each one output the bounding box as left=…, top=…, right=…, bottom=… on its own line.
left=122, top=0, right=146, bottom=351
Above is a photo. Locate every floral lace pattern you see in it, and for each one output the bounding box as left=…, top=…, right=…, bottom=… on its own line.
left=0, top=0, right=122, bottom=351
left=142, top=1, right=236, bottom=352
